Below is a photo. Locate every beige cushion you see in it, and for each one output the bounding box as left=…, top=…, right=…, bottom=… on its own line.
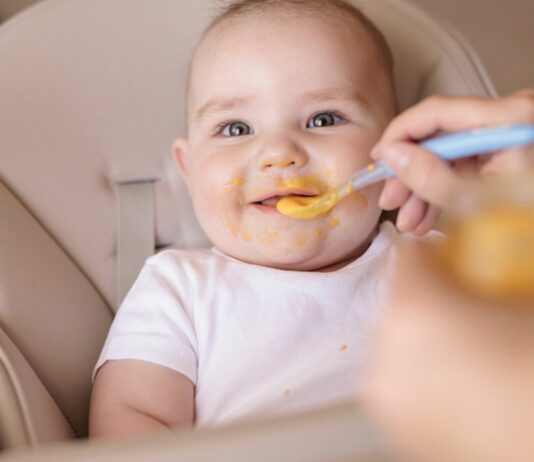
left=0, top=0, right=495, bottom=451
left=0, top=0, right=40, bottom=23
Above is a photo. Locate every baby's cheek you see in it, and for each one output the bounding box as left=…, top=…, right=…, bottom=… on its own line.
left=206, top=186, right=239, bottom=223
left=338, top=188, right=371, bottom=219
left=334, top=186, right=381, bottom=237
left=193, top=194, right=245, bottom=250
left=360, top=182, right=382, bottom=208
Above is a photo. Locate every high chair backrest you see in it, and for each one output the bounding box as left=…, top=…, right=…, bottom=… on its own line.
left=0, top=0, right=495, bottom=451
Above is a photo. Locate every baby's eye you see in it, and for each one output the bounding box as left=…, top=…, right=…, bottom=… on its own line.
left=220, top=121, right=252, bottom=137
left=307, top=112, right=345, bottom=128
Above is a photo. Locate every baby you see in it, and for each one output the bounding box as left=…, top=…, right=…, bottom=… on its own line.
left=89, top=0, right=398, bottom=438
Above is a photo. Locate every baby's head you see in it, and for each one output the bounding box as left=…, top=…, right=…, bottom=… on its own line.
left=174, top=0, right=397, bottom=270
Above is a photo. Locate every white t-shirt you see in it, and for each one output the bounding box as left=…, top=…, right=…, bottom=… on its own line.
left=94, top=222, right=399, bottom=427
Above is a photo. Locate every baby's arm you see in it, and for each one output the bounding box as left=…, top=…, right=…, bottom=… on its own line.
left=89, top=359, right=194, bottom=439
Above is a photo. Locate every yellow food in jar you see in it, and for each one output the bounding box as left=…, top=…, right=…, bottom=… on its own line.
left=443, top=206, right=534, bottom=302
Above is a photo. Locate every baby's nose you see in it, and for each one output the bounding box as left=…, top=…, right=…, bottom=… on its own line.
left=262, top=158, right=299, bottom=169
left=258, top=138, right=308, bottom=170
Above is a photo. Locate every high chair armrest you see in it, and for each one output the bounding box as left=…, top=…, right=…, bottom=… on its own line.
left=0, top=328, right=74, bottom=448
left=0, top=402, right=392, bottom=462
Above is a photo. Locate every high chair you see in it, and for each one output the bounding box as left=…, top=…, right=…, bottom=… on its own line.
left=0, top=0, right=496, bottom=459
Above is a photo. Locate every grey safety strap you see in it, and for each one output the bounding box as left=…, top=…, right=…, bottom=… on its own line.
left=115, top=180, right=157, bottom=311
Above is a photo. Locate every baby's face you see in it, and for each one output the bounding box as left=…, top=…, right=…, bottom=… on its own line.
left=175, top=13, right=396, bottom=270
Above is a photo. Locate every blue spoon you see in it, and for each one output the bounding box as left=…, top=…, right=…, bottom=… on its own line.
left=276, top=124, right=534, bottom=219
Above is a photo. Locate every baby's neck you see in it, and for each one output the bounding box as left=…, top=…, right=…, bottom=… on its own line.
left=316, top=226, right=379, bottom=273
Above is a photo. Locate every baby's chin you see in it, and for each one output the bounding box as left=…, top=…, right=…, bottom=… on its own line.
left=214, top=238, right=368, bottom=271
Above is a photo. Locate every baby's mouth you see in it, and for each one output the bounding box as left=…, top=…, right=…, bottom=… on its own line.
left=252, top=191, right=318, bottom=209
left=256, top=196, right=282, bottom=207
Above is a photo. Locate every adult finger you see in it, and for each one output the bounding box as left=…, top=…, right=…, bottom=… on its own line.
left=374, top=141, right=464, bottom=208
left=396, top=195, right=428, bottom=233
left=413, top=205, right=441, bottom=236
left=371, top=92, right=534, bottom=151
left=379, top=178, right=412, bottom=210
left=481, top=146, right=534, bottom=175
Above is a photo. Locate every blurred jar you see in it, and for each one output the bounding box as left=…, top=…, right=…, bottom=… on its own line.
left=438, top=174, right=534, bottom=306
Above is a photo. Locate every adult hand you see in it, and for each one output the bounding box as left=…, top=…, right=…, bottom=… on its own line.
left=371, top=90, right=534, bottom=235
left=363, top=241, right=534, bottom=462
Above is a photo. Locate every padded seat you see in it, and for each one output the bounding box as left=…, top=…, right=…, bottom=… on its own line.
left=0, top=0, right=495, bottom=454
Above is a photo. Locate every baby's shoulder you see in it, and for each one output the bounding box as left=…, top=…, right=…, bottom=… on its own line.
left=145, top=247, right=222, bottom=270
left=142, top=247, right=242, bottom=281
left=147, top=247, right=215, bottom=263
left=137, top=248, right=253, bottom=306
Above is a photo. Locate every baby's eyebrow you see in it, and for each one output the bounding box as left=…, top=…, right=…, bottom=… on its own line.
left=195, top=96, right=255, bottom=121
left=300, top=89, right=370, bottom=109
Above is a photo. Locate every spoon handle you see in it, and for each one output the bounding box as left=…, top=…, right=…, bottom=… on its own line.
left=350, top=124, right=534, bottom=191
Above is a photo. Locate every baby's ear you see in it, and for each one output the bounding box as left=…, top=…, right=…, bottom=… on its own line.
left=173, top=138, right=191, bottom=190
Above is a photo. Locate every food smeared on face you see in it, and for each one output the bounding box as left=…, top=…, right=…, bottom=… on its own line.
left=328, top=217, right=340, bottom=229
left=313, top=228, right=324, bottom=238
left=275, top=175, right=322, bottom=192
left=226, top=222, right=239, bottom=238
left=294, top=233, right=310, bottom=246
left=224, top=214, right=251, bottom=241
left=351, top=191, right=368, bottom=208
left=224, top=176, right=247, bottom=193
left=267, top=227, right=279, bottom=238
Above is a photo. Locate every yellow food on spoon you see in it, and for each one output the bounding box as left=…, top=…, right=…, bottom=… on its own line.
left=276, top=163, right=382, bottom=219
left=277, top=181, right=352, bottom=220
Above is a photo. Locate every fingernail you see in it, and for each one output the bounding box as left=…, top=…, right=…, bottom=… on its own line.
left=381, top=145, right=410, bottom=172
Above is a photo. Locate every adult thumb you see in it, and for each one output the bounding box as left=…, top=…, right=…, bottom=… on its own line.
left=376, top=141, right=463, bottom=209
